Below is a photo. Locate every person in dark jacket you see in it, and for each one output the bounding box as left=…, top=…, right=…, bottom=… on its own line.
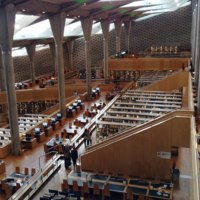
left=63, top=145, right=71, bottom=170
left=70, top=144, right=78, bottom=170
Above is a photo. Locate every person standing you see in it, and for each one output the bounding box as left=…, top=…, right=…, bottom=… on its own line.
left=83, top=128, right=91, bottom=147
left=63, top=145, right=71, bottom=170
left=70, top=144, right=78, bottom=170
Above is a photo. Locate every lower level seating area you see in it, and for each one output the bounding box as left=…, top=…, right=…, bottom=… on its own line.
left=50, top=170, right=174, bottom=200
left=40, top=189, right=81, bottom=200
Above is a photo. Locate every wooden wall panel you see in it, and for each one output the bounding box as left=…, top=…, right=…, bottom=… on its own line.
left=171, top=117, right=190, bottom=147
left=109, top=58, right=189, bottom=71
left=0, top=85, right=87, bottom=104
left=143, top=71, right=189, bottom=91
left=81, top=116, right=191, bottom=179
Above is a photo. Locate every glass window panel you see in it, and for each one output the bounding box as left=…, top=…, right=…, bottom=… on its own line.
left=14, top=19, right=52, bottom=40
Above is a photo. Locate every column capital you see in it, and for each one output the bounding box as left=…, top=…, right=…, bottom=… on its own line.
left=26, top=44, right=36, bottom=61
left=101, top=19, right=110, bottom=39
left=49, top=12, right=65, bottom=44
left=67, top=40, right=74, bottom=54
left=114, top=19, right=122, bottom=37
left=0, top=4, right=15, bottom=51
left=81, top=17, right=93, bottom=41
left=0, top=49, right=5, bottom=91
left=124, top=21, right=132, bottom=35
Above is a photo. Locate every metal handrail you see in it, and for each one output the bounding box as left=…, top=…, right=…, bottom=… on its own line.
left=9, top=154, right=61, bottom=200
left=38, top=150, right=58, bottom=169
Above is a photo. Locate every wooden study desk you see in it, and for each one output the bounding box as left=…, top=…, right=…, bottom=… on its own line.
left=21, top=138, right=37, bottom=149
left=44, top=126, right=53, bottom=136
left=0, top=143, right=11, bottom=158
left=34, top=131, right=45, bottom=142
left=18, top=121, right=39, bottom=125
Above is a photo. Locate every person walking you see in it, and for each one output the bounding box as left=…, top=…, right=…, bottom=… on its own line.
left=70, top=144, right=78, bottom=170
left=63, top=145, right=71, bottom=170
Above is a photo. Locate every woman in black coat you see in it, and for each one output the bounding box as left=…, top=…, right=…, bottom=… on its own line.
left=63, top=145, right=71, bottom=170
left=70, top=145, right=78, bottom=169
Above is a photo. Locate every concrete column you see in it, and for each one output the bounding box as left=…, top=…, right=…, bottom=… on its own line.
left=196, top=0, right=200, bottom=116
left=0, top=4, right=20, bottom=155
left=26, top=44, right=36, bottom=84
left=49, top=43, right=57, bottom=76
left=114, top=20, right=122, bottom=53
left=194, top=3, right=200, bottom=86
left=67, top=40, right=74, bottom=70
left=49, top=13, right=66, bottom=118
left=0, top=50, right=5, bottom=91
left=101, top=19, right=110, bottom=81
left=124, top=21, right=132, bottom=53
left=191, top=7, right=196, bottom=65
left=81, top=17, right=93, bottom=100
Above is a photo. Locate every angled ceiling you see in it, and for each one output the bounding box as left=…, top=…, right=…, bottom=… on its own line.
left=0, top=0, right=191, bottom=55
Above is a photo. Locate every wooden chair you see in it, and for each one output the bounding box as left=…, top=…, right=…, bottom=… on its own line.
left=43, top=144, right=48, bottom=153
left=1, top=182, right=12, bottom=198
left=15, top=166, right=20, bottom=174
left=24, top=167, right=29, bottom=175
left=63, top=129, right=67, bottom=138
left=61, top=179, right=69, bottom=191
left=81, top=182, right=89, bottom=197
left=126, top=188, right=134, bottom=200
left=72, top=180, right=79, bottom=193
left=102, top=184, right=111, bottom=200
left=31, top=168, right=36, bottom=176
left=93, top=183, right=100, bottom=199
left=104, top=169, right=109, bottom=176
left=138, top=195, right=145, bottom=200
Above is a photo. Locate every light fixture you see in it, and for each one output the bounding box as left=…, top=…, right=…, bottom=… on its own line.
left=42, top=11, right=46, bottom=14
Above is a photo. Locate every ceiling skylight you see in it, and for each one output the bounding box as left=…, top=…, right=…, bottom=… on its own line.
left=14, top=19, right=52, bottom=40
left=121, top=0, right=190, bottom=10
left=64, top=21, right=83, bottom=36
left=123, top=0, right=191, bottom=21
left=135, top=13, right=163, bottom=22
left=12, top=0, right=191, bottom=41
left=12, top=47, right=27, bottom=57
left=14, top=14, right=40, bottom=34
